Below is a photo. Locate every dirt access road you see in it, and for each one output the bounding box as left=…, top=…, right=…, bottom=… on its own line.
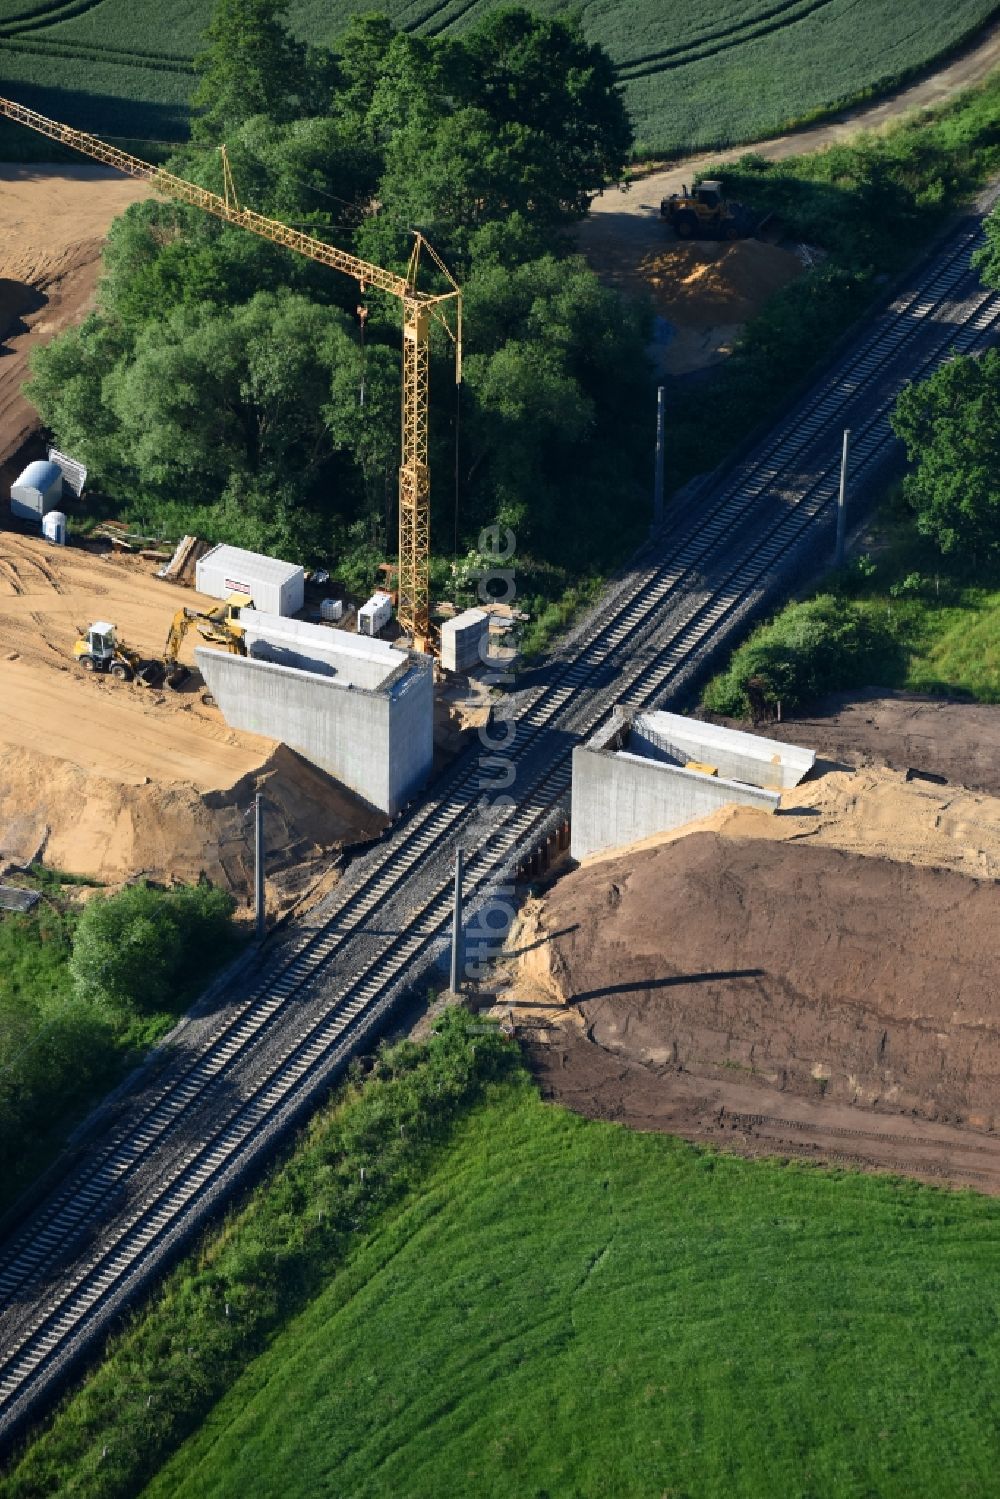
left=581, top=17, right=1000, bottom=264
left=578, top=19, right=1000, bottom=371
left=0, top=165, right=148, bottom=467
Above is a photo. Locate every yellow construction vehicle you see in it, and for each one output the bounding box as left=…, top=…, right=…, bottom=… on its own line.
left=162, top=592, right=250, bottom=687
left=0, top=95, right=461, bottom=656
left=73, top=622, right=158, bottom=683
left=660, top=180, right=755, bottom=240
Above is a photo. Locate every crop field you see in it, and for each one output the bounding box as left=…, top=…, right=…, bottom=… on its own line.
left=142, top=1083, right=1000, bottom=1499
left=0, top=0, right=997, bottom=153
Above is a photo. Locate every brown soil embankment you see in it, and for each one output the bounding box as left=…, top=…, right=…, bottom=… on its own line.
left=515, top=832, right=1000, bottom=1192
left=0, top=165, right=150, bottom=465
left=0, top=531, right=386, bottom=908
left=505, top=697, right=1000, bottom=1192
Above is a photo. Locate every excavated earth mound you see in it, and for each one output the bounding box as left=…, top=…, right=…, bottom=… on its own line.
left=0, top=531, right=386, bottom=912
left=0, top=740, right=385, bottom=918
left=516, top=833, right=1000, bottom=1193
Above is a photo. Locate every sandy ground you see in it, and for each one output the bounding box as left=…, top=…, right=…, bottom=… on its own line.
left=0, top=530, right=386, bottom=904
left=495, top=699, right=1000, bottom=1193
left=578, top=18, right=1000, bottom=373
left=0, top=166, right=150, bottom=466
left=718, top=690, right=1000, bottom=797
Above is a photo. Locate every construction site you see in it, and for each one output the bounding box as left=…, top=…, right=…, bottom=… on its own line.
left=0, top=108, right=500, bottom=916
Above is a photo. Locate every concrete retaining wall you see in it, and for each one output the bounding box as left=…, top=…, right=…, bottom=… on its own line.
left=240, top=610, right=401, bottom=689
left=570, top=746, right=780, bottom=861
left=632, top=710, right=814, bottom=788
left=196, top=649, right=433, bottom=815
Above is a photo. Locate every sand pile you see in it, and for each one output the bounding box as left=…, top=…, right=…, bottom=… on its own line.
left=592, top=763, right=1000, bottom=883
left=638, top=238, right=803, bottom=327
left=510, top=833, right=1000, bottom=1191
left=0, top=741, right=385, bottom=914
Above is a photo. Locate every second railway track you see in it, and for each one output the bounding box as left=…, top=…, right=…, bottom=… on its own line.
left=1, top=194, right=998, bottom=1450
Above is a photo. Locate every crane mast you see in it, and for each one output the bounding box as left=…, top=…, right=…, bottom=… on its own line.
left=0, top=94, right=461, bottom=652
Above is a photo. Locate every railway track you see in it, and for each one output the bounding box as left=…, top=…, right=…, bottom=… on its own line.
left=1, top=198, right=999, bottom=1451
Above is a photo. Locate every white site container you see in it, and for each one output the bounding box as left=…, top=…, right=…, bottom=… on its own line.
left=10, top=460, right=63, bottom=523
left=320, top=598, right=344, bottom=622
left=440, top=607, right=489, bottom=673
left=195, top=544, right=305, bottom=617
left=357, top=590, right=393, bottom=637
left=42, top=510, right=68, bottom=546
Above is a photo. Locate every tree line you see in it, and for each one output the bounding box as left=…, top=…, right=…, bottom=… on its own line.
left=28, top=1, right=650, bottom=594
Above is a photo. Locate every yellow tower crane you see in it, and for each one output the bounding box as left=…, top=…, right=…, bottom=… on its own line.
left=0, top=95, right=462, bottom=653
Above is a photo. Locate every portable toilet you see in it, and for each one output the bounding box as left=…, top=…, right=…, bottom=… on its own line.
left=10, top=460, right=63, bottom=523
left=42, top=510, right=67, bottom=546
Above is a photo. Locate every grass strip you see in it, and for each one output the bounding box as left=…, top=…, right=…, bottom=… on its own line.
left=1, top=1010, right=518, bottom=1498
left=141, top=1084, right=1000, bottom=1498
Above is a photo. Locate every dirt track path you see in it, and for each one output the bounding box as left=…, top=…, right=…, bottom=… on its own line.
left=580, top=17, right=1000, bottom=266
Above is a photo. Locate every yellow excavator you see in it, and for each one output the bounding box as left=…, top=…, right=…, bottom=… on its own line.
left=74, top=593, right=251, bottom=688
left=162, top=592, right=251, bottom=687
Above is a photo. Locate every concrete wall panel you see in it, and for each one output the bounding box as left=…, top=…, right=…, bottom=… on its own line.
left=196, top=649, right=432, bottom=815
left=571, top=746, right=780, bottom=861
left=634, top=710, right=814, bottom=789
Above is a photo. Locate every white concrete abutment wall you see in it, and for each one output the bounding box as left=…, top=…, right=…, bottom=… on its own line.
left=196, top=649, right=433, bottom=815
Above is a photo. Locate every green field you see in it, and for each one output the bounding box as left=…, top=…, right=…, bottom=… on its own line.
left=138, top=1082, right=1000, bottom=1499
left=0, top=0, right=996, bottom=153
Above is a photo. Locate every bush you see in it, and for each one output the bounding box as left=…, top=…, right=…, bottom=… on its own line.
left=702, top=594, right=900, bottom=717
left=70, top=881, right=237, bottom=1014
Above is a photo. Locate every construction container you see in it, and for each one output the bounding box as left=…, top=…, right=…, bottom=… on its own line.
left=195, top=544, right=304, bottom=617
left=42, top=510, right=67, bottom=546
left=357, top=590, right=393, bottom=637
left=10, top=460, right=63, bottom=523
left=440, top=607, right=489, bottom=673
left=320, top=598, right=344, bottom=622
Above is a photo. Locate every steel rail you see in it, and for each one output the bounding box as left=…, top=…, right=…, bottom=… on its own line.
left=0, top=219, right=985, bottom=1313
left=1, top=205, right=998, bottom=1447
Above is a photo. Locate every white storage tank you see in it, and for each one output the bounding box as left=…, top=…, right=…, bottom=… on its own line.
left=42, top=510, right=68, bottom=546
left=320, top=598, right=343, bottom=622
left=10, top=460, right=63, bottom=523
left=195, top=544, right=305, bottom=617
left=440, top=607, right=489, bottom=673
left=357, top=590, right=393, bottom=637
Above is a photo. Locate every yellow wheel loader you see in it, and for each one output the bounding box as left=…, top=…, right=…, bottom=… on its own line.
left=72, top=622, right=160, bottom=684
left=660, top=180, right=756, bottom=240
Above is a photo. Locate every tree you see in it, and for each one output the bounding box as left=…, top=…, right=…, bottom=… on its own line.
left=460, top=251, right=649, bottom=551
left=192, top=0, right=323, bottom=139
left=891, top=349, right=1000, bottom=559
left=70, top=882, right=236, bottom=1015
left=30, top=289, right=394, bottom=553
left=451, top=7, right=632, bottom=218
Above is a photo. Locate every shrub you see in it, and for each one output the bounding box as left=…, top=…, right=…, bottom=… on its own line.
left=702, top=594, right=899, bottom=717
left=70, top=881, right=237, bottom=1014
